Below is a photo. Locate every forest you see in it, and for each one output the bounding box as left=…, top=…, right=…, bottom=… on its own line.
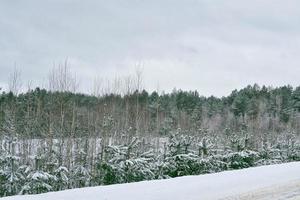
left=0, top=67, right=299, bottom=197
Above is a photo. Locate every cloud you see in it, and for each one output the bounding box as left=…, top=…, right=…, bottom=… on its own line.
left=0, top=0, right=299, bottom=96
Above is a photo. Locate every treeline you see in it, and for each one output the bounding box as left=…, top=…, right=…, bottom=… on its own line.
left=0, top=83, right=300, bottom=140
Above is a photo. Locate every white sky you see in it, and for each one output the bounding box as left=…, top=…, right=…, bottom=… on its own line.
left=0, top=0, right=300, bottom=96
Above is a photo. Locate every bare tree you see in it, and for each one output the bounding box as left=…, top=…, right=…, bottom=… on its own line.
left=156, top=82, right=161, bottom=135
left=47, top=59, right=80, bottom=167
left=8, top=65, right=22, bottom=95
left=102, top=78, right=112, bottom=95
left=123, top=75, right=134, bottom=95
left=112, top=76, right=122, bottom=95
left=48, top=59, right=78, bottom=92
left=134, top=63, right=144, bottom=136
left=134, top=63, right=144, bottom=93
left=92, top=76, right=103, bottom=97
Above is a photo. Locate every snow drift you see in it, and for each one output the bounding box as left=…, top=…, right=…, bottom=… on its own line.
left=3, top=162, right=300, bottom=200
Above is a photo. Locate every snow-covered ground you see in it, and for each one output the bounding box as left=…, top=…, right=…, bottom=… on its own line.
left=3, top=162, right=300, bottom=200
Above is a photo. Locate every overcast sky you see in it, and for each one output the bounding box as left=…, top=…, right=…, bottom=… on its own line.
left=0, top=0, right=299, bottom=96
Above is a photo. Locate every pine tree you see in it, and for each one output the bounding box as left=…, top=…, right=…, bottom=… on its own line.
left=0, top=137, right=23, bottom=196
left=21, top=152, right=56, bottom=195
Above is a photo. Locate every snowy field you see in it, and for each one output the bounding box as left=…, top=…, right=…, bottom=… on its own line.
left=3, top=162, right=300, bottom=200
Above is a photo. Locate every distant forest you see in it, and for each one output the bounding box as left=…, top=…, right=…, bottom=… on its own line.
left=1, top=79, right=299, bottom=141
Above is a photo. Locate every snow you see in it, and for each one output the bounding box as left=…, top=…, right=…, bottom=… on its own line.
left=3, top=162, right=300, bottom=200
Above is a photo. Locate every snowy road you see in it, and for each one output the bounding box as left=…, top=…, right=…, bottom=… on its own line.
left=222, top=180, right=300, bottom=200
left=2, top=162, right=300, bottom=200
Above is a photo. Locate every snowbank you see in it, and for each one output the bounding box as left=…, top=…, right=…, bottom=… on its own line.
left=3, top=162, right=300, bottom=200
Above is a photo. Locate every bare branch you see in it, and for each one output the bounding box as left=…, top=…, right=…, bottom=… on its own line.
left=8, top=65, right=22, bottom=95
